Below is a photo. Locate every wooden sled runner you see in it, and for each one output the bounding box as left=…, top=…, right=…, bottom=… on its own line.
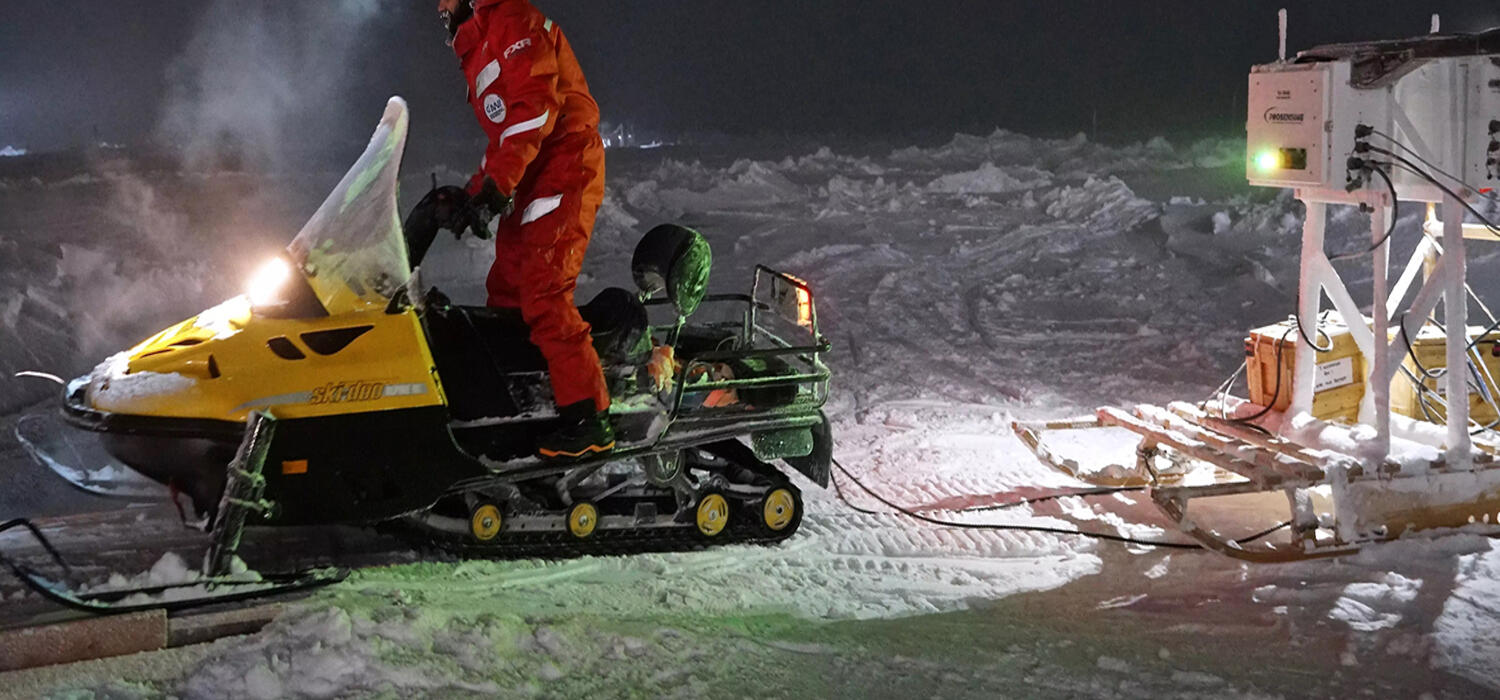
left=1016, top=402, right=1500, bottom=563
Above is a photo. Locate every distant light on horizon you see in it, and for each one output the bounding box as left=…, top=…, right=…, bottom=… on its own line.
left=0, top=145, right=26, bottom=157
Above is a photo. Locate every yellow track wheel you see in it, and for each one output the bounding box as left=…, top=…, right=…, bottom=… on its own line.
left=762, top=489, right=797, bottom=532
left=696, top=493, right=730, bottom=537
left=568, top=502, right=599, bottom=539
left=470, top=504, right=503, bottom=542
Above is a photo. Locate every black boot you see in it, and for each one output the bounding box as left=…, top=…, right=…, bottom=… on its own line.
left=538, top=401, right=616, bottom=460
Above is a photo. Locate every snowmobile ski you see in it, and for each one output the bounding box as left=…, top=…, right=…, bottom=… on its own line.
left=8, top=565, right=348, bottom=616
left=0, top=517, right=347, bottom=616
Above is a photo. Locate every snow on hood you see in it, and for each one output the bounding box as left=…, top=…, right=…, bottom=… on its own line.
left=93, top=351, right=199, bottom=401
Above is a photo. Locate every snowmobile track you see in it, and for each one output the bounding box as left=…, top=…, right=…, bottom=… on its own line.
left=383, top=510, right=801, bottom=561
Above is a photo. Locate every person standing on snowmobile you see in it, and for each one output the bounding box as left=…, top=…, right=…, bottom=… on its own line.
left=438, top=0, right=613, bottom=459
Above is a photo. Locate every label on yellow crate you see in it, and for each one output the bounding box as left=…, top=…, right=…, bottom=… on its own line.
left=1315, top=357, right=1356, bottom=393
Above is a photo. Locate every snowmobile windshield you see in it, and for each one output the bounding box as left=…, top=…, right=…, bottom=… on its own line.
left=287, top=97, right=411, bottom=315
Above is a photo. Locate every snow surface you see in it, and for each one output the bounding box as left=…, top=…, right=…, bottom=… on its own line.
left=1433, top=544, right=1500, bottom=689
left=2, top=127, right=1499, bottom=697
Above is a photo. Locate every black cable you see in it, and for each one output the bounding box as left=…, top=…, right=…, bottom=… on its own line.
left=1371, top=148, right=1500, bottom=235
left=1203, top=353, right=1272, bottom=436
left=1366, top=142, right=1500, bottom=424
left=1207, top=363, right=1244, bottom=410
left=1295, top=309, right=1334, bottom=354
left=0, top=518, right=72, bottom=576
left=932, top=487, right=1291, bottom=546
left=1405, top=313, right=1492, bottom=393
left=1412, top=372, right=1443, bottom=423
left=1237, top=520, right=1293, bottom=545
left=1394, top=316, right=1500, bottom=434
left=1400, top=316, right=1445, bottom=381
left=1465, top=316, right=1500, bottom=356
left=934, top=486, right=1149, bottom=514
left=830, top=458, right=1289, bottom=550
left=1395, top=337, right=1454, bottom=423
left=1330, top=164, right=1401, bottom=262
left=1228, top=325, right=1299, bottom=425
left=1368, top=129, right=1499, bottom=201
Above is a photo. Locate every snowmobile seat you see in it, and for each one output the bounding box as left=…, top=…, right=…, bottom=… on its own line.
left=432, top=287, right=649, bottom=371
left=425, top=287, right=650, bottom=421
left=578, top=287, right=651, bottom=360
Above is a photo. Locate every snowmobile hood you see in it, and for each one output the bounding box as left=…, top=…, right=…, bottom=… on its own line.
left=117, top=296, right=253, bottom=378
left=67, top=98, right=447, bottom=428
left=77, top=303, right=442, bottom=425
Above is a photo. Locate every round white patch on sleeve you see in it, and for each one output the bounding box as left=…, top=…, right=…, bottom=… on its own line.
left=484, top=94, right=507, bottom=124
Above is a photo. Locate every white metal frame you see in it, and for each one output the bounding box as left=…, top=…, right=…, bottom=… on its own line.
left=1253, top=48, right=1500, bottom=472
left=1291, top=192, right=1474, bottom=468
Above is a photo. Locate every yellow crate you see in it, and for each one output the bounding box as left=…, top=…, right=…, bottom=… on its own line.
left=1390, top=325, right=1500, bottom=425
left=1245, top=316, right=1364, bottom=423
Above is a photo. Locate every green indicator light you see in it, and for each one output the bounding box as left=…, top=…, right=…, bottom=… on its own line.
left=1255, top=150, right=1282, bottom=172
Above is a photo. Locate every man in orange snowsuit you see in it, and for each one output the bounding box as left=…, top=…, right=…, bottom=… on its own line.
left=440, top=0, right=613, bottom=458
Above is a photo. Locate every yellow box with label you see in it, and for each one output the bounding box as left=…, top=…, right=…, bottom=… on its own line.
left=1245, top=316, right=1365, bottom=423
left=1389, top=325, right=1500, bottom=425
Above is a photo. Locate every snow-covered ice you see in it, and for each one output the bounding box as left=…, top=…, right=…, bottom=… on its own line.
left=1, top=126, right=1497, bottom=697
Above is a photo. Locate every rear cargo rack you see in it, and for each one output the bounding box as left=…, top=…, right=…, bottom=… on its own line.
left=646, top=266, right=831, bottom=430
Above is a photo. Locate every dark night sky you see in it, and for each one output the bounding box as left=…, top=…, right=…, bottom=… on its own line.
left=2, top=1, right=1499, bottom=154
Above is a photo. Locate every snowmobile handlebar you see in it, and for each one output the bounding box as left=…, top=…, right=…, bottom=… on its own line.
left=403, top=185, right=490, bottom=268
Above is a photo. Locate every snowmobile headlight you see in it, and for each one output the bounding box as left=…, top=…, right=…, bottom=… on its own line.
left=247, top=257, right=293, bottom=308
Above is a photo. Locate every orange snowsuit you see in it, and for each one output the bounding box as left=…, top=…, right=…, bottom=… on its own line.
left=453, top=0, right=609, bottom=413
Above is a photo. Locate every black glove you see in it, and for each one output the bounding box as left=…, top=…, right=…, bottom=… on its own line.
left=436, top=186, right=491, bottom=240
left=403, top=184, right=489, bottom=266
left=471, top=177, right=515, bottom=227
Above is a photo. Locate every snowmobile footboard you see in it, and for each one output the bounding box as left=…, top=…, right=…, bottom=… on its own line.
left=252, top=406, right=486, bottom=527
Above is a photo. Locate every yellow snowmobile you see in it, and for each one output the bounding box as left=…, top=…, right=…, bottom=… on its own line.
left=38, top=98, right=830, bottom=603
